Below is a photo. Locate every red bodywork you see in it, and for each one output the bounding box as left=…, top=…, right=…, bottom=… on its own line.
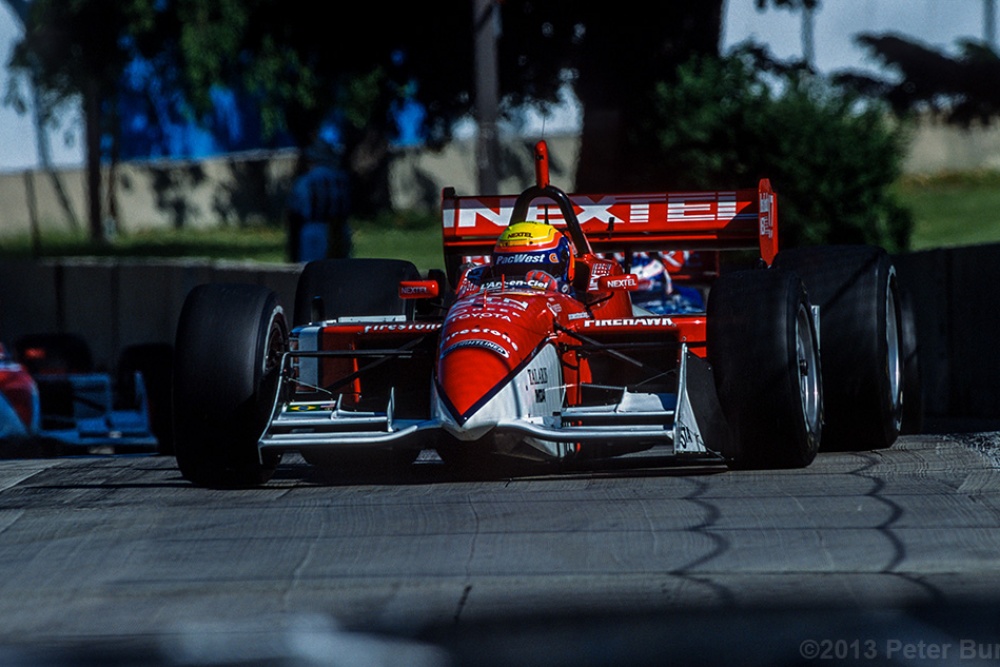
left=437, top=140, right=776, bottom=371
left=0, top=345, right=39, bottom=435
left=269, top=141, right=780, bottom=461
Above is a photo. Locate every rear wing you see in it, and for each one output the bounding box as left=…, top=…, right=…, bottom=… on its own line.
left=441, top=180, right=778, bottom=265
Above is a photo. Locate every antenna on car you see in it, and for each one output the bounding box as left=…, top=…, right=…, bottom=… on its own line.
left=534, top=140, right=550, bottom=188
left=534, top=140, right=553, bottom=224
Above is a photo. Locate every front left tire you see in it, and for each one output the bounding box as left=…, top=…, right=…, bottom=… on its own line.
left=707, top=268, right=823, bottom=469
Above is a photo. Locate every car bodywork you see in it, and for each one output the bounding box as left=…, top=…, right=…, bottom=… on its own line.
left=174, top=141, right=912, bottom=488
left=9, top=335, right=159, bottom=452
left=0, top=344, right=40, bottom=441
left=258, top=142, right=789, bottom=467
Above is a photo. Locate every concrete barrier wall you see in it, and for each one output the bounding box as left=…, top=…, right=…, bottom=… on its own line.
left=895, top=245, right=1000, bottom=420
left=0, top=117, right=989, bottom=239
left=0, top=242, right=996, bottom=421
left=0, top=150, right=301, bottom=237
left=0, top=135, right=581, bottom=237
left=0, top=258, right=301, bottom=373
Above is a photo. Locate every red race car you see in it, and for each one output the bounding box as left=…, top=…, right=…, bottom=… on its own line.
left=173, top=141, right=903, bottom=487
left=0, top=343, right=39, bottom=442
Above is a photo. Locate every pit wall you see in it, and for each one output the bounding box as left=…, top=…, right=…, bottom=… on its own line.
left=0, top=244, right=994, bottom=422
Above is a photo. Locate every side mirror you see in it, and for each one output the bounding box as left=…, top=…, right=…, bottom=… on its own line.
left=399, top=280, right=440, bottom=300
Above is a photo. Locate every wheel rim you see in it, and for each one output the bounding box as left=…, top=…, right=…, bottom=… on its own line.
left=885, top=280, right=903, bottom=422
left=261, top=312, right=289, bottom=406
left=265, top=320, right=286, bottom=375
left=795, top=303, right=822, bottom=437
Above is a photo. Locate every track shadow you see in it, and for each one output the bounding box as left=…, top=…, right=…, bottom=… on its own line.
left=279, top=448, right=728, bottom=488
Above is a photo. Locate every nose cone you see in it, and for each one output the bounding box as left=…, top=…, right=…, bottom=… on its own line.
left=436, top=293, right=551, bottom=425
left=437, top=345, right=517, bottom=423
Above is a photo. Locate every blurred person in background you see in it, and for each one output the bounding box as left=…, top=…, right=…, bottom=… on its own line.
left=286, top=140, right=352, bottom=263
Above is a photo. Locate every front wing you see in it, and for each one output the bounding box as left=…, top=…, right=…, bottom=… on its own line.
left=258, top=346, right=731, bottom=463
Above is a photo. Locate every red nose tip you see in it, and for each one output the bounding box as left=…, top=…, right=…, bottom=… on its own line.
left=437, top=346, right=514, bottom=423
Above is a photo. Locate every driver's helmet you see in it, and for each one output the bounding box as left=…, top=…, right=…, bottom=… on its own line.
left=491, top=221, right=574, bottom=290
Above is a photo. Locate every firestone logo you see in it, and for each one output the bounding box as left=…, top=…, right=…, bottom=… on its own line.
left=442, top=327, right=519, bottom=352
left=443, top=339, right=510, bottom=358
left=363, top=323, right=441, bottom=333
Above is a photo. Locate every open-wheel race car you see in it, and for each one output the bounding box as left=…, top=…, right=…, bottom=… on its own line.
left=173, top=141, right=904, bottom=487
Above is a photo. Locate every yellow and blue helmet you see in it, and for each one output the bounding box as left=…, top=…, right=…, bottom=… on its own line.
left=492, top=221, right=575, bottom=285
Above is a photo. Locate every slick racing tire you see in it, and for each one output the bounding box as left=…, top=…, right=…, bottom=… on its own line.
left=293, top=258, right=421, bottom=326
left=707, top=268, right=822, bottom=469
left=899, top=288, right=924, bottom=435
left=772, top=246, right=903, bottom=450
left=173, top=284, right=287, bottom=487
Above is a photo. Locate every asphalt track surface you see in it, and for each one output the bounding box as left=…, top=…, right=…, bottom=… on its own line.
left=0, top=431, right=1000, bottom=665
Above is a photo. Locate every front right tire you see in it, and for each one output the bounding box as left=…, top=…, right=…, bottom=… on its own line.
left=173, top=284, right=287, bottom=487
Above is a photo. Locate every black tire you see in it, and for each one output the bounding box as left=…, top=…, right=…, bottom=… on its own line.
left=293, top=258, right=421, bottom=326
left=899, top=287, right=923, bottom=435
left=707, top=269, right=822, bottom=469
left=117, top=343, right=174, bottom=454
left=292, top=258, right=424, bottom=472
left=772, top=246, right=903, bottom=450
left=173, top=284, right=288, bottom=487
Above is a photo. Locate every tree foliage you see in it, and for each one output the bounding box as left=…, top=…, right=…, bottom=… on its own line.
left=646, top=47, right=913, bottom=252
left=835, top=34, right=1000, bottom=127
left=161, top=0, right=727, bottom=189
left=5, top=0, right=915, bottom=252
left=7, top=0, right=161, bottom=241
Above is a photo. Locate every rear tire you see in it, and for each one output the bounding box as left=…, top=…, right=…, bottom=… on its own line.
left=707, top=269, right=822, bottom=469
left=899, top=288, right=923, bottom=435
left=293, top=258, right=424, bottom=473
left=173, top=284, right=287, bottom=487
left=773, top=246, right=902, bottom=450
left=293, top=258, right=421, bottom=326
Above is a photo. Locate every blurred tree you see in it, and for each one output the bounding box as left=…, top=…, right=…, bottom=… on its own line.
left=129, top=0, right=730, bottom=208
left=1, top=0, right=82, bottom=234
left=495, top=0, right=819, bottom=190
left=646, top=46, right=912, bottom=252
left=8, top=0, right=855, bottom=230
left=7, top=0, right=159, bottom=243
left=835, top=34, right=1000, bottom=127
left=492, top=1, right=725, bottom=190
